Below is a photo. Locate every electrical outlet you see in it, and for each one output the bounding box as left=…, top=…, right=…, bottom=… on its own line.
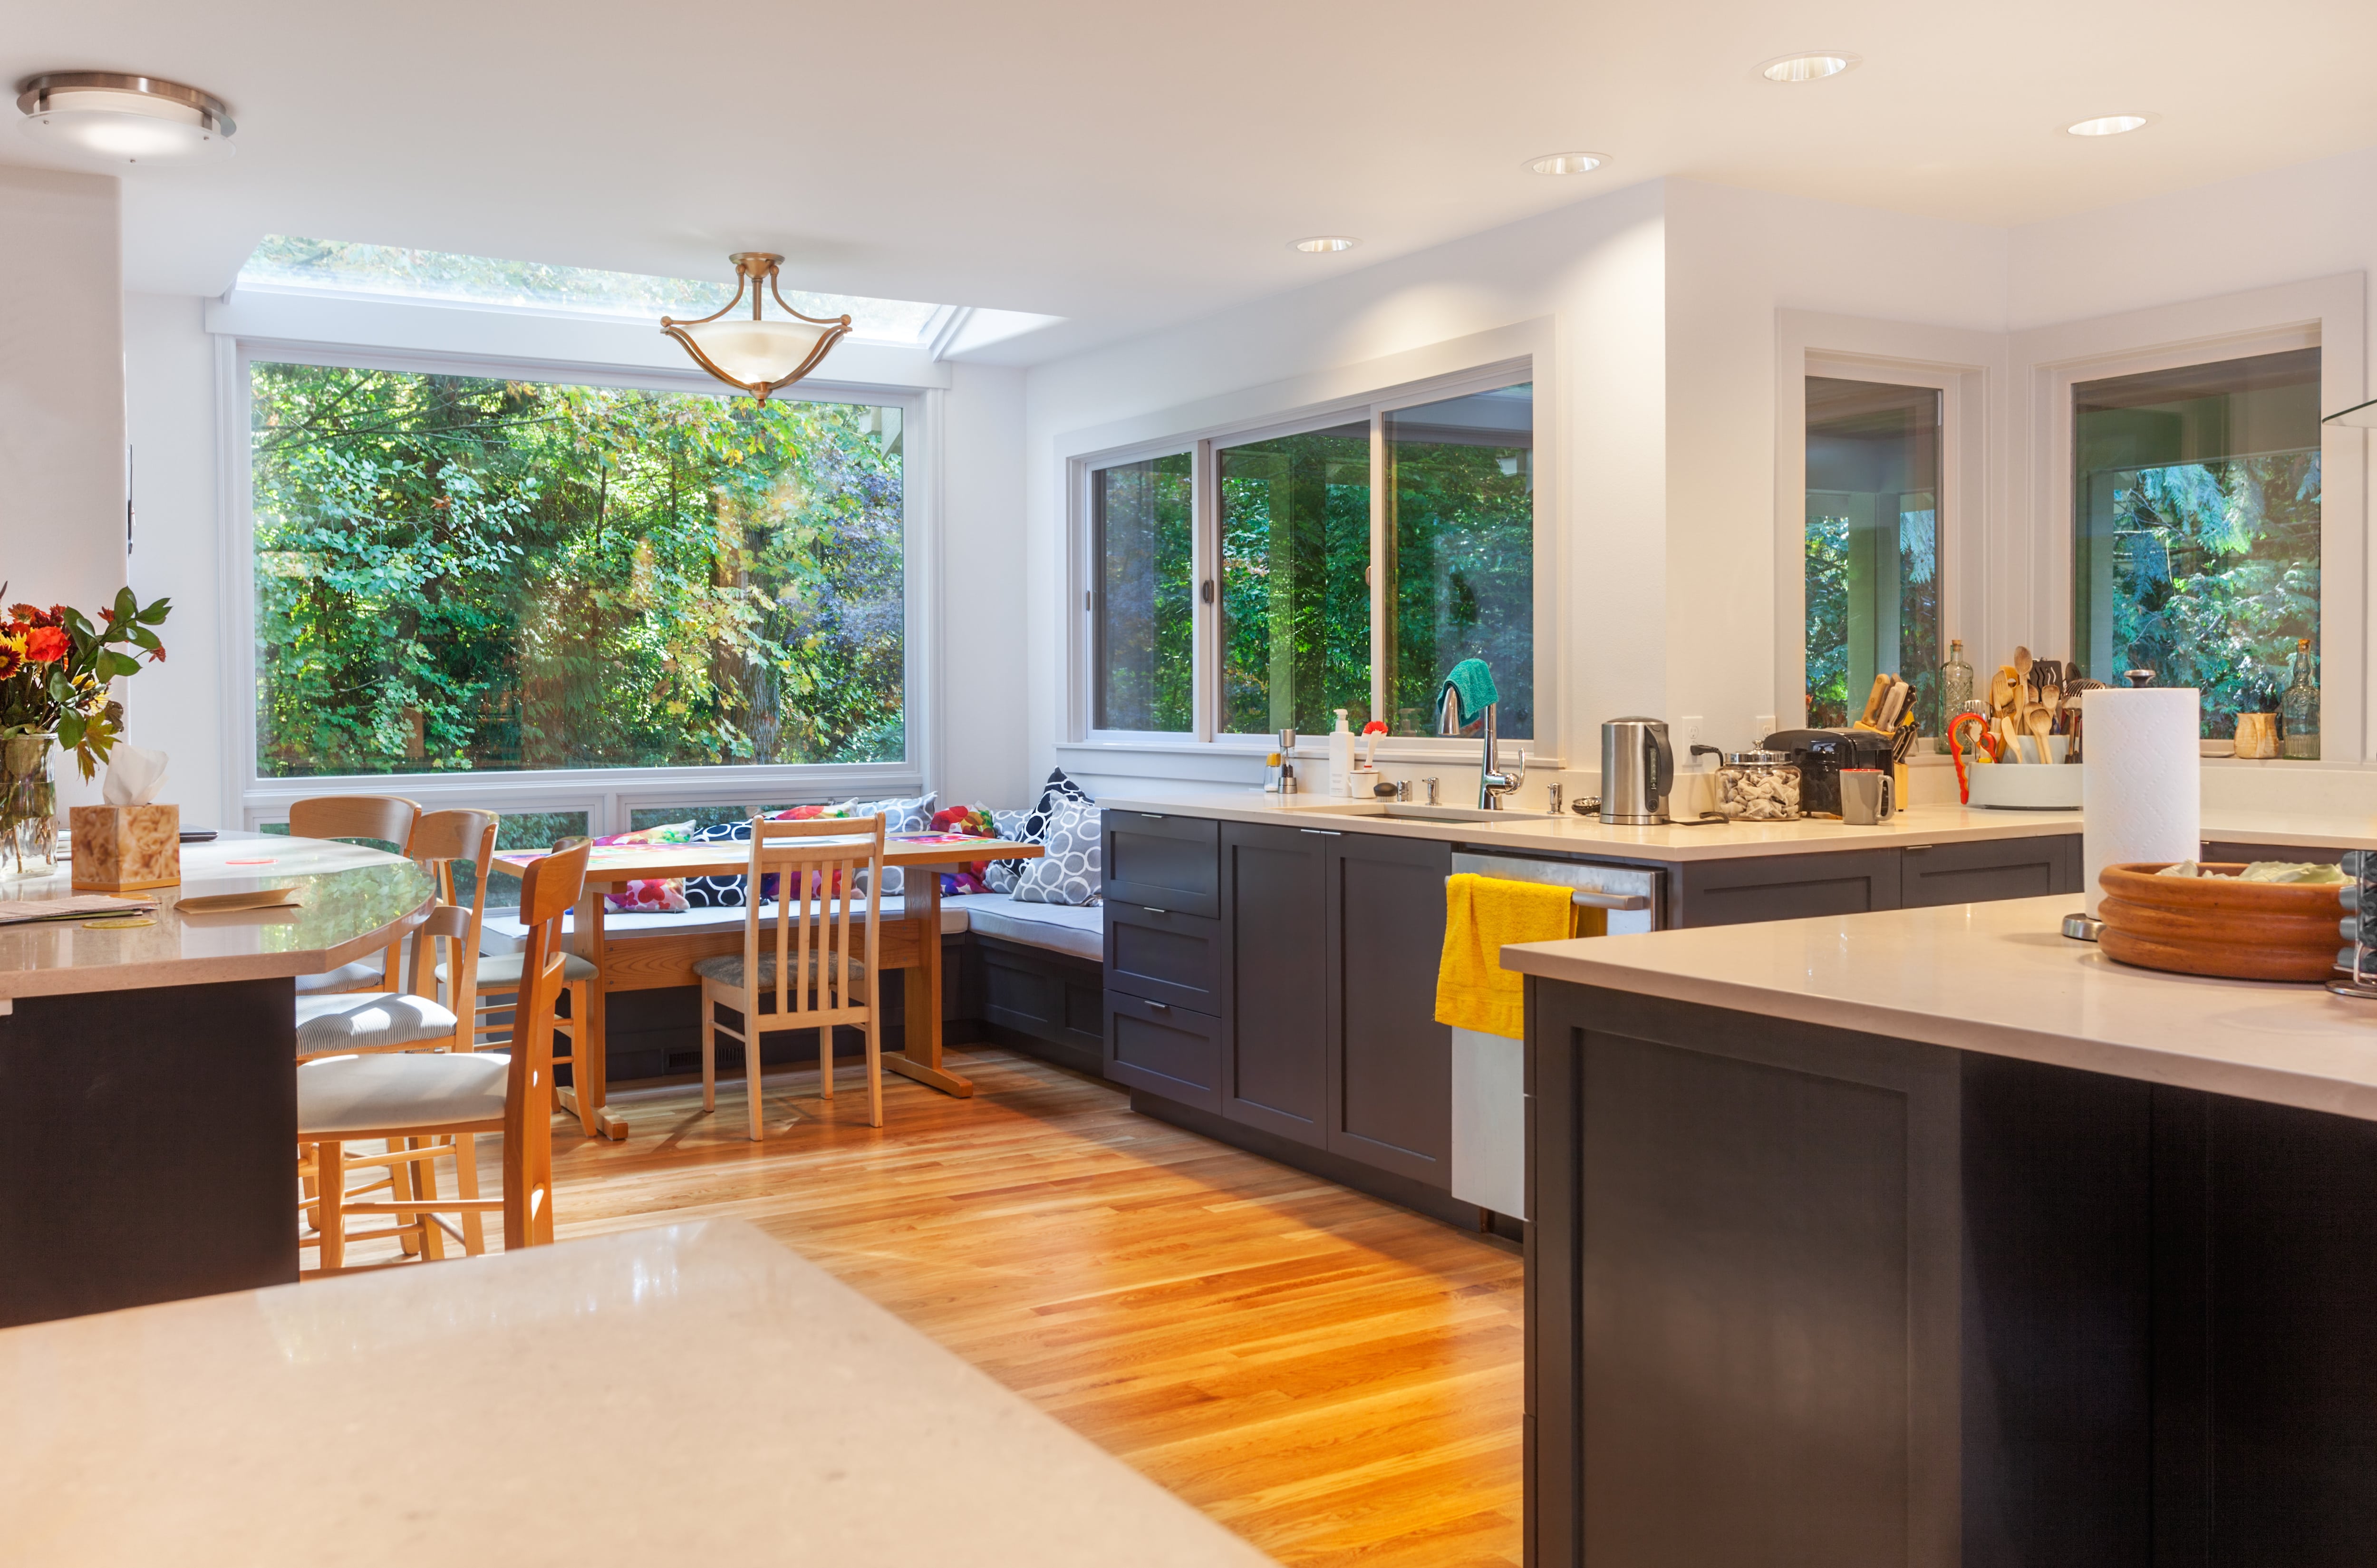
left=1681, top=715, right=1704, bottom=757
left=1754, top=713, right=1777, bottom=742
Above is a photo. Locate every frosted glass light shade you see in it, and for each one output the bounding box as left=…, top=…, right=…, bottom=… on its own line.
left=16, top=79, right=234, bottom=163
left=678, top=317, right=835, bottom=386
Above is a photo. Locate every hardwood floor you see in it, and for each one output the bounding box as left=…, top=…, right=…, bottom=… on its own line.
left=426, top=1045, right=1524, bottom=1566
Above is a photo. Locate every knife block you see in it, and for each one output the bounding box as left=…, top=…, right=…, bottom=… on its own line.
left=70, top=803, right=181, bottom=891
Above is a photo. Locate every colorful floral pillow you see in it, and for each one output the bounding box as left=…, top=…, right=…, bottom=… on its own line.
left=930, top=803, right=998, bottom=895
left=591, top=821, right=695, bottom=913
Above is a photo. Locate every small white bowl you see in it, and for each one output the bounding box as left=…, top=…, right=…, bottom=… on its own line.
left=1967, top=761, right=2084, bottom=810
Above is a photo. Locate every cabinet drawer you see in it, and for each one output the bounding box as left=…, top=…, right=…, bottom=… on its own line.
left=1104, top=813, right=1221, bottom=919
left=1104, top=992, right=1221, bottom=1111
left=1106, top=905, right=1222, bottom=1012
left=1675, top=848, right=1903, bottom=928
left=1902, top=834, right=2079, bottom=908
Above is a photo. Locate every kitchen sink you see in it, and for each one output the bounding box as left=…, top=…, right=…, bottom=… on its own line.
left=1309, top=801, right=1512, bottom=824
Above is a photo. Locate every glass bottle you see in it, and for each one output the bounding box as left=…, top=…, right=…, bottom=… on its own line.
left=1938, top=640, right=1973, bottom=750
left=2281, top=638, right=2320, bottom=760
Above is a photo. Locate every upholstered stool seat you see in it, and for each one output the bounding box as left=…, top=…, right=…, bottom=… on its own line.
left=440, top=948, right=597, bottom=988
left=691, top=950, right=868, bottom=991
left=298, top=1051, right=510, bottom=1137
left=294, top=959, right=387, bottom=995
left=294, top=991, right=462, bottom=1056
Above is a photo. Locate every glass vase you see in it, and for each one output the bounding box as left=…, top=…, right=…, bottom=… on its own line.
left=2280, top=639, right=2320, bottom=761
left=1, top=732, right=58, bottom=874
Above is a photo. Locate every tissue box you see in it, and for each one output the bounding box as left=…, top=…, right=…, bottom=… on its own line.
left=70, top=804, right=181, bottom=891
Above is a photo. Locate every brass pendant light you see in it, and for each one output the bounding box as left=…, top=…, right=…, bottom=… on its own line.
left=661, top=252, right=853, bottom=401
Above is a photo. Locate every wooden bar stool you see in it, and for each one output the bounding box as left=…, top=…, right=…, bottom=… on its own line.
left=444, top=836, right=610, bottom=1138
left=299, top=840, right=588, bottom=1272
left=696, top=814, right=885, bottom=1139
left=296, top=809, right=496, bottom=1266
left=289, top=794, right=421, bottom=995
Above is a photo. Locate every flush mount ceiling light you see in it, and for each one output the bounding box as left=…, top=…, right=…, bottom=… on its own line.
left=661, top=252, right=853, bottom=402
left=2067, top=113, right=2152, bottom=136
left=1526, top=152, right=1610, bottom=176
left=15, top=72, right=234, bottom=163
left=1291, top=236, right=1358, bottom=253
left=1758, top=52, right=1859, bottom=83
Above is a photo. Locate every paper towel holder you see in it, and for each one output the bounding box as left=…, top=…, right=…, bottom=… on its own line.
left=2061, top=912, right=2102, bottom=942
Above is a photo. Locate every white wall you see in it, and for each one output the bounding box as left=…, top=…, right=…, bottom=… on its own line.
left=935, top=360, right=1032, bottom=807
left=0, top=167, right=127, bottom=808
left=124, top=293, right=227, bottom=826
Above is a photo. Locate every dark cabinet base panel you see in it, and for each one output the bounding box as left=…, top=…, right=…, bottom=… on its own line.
left=1131, top=1092, right=1520, bottom=1240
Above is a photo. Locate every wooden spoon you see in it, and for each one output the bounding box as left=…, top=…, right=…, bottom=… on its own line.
left=2028, top=706, right=2054, bottom=765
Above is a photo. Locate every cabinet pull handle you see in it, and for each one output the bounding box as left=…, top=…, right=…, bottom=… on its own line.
left=1140, top=812, right=1165, bottom=821
left=1143, top=907, right=1168, bottom=916
left=1144, top=1000, right=1170, bottom=1012
left=1299, top=827, right=1343, bottom=836
left=1905, top=844, right=1934, bottom=852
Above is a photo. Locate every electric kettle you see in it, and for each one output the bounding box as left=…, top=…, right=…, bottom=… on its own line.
left=1600, top=717, right=1674, bottom=824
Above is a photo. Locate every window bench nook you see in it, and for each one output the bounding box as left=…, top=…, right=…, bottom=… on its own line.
left=473, top=890, right=1112, bottom=1102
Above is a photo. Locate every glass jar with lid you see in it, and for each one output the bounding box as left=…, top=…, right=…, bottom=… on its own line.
left=1715, top=749, right=1802, bottom=821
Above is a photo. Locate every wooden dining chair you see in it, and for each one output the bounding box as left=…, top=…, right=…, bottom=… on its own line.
left=696, top=815, right=886, bottom=1139
left=295, top=809, right=497, bottom=1265
left=443, top=833, right=604, bottom=1135
left=298, top=839, right=588, bottom=1273
left=289, top=794, right=422, bottom=996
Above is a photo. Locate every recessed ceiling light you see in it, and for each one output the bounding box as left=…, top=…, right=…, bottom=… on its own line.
left=14, top=71, right=235, bottom=164
left=2067, top=113, right=2152, bottom=137
left=1758, top=52, right=1858, bottom=84
left=1291, top=236, right=1357, bottom=254
left=1526, top=152, right=1609, bottom=176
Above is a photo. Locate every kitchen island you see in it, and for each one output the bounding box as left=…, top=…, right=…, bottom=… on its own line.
left=0, top=834, right=433, bottom=1326
left=1505, top=895, right=2377, bottom=1568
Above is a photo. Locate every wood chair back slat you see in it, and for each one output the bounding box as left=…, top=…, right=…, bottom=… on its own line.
left=503, top=841, right=589, bottom=1249
left=289, top=794, right=421, bottom=849
left=401, top=810, right=497, bottom=1042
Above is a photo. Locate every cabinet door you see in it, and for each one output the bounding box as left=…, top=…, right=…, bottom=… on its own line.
left=1325, top=832, right=1453, bottom=1187
left=1675, top=849, right=1903, bottom=929
left=1902, top=834, right=2080, bottom=908
left=1221, top=822, right=1329, bottom=1146
left=1104, top=812, right=1221, bottom=918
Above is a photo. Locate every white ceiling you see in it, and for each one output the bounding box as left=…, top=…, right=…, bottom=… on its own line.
left=6, top=0, right=2375, bottom=363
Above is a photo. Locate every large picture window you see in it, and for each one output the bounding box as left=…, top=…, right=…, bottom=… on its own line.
left=1085, top=373, right=1535, bottom=747
left=250, top=361, right=906, bottom=777
left=2071, top=348, right=2320, bottom=738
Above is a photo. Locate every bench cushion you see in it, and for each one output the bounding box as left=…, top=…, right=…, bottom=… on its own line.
left=480, top=895, right=959, bottom=953
left=955, top=895, right=1105, bottom=962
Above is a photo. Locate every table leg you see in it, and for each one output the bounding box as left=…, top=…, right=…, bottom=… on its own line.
left=557, top=890, right=628, bottom=1140
left=887, top=865, right=973, bottom=1098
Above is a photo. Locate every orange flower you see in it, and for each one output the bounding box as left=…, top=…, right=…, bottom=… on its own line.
left=21, top=626, right=67, bottom=664
left=7, top=603, right=60, bottom=629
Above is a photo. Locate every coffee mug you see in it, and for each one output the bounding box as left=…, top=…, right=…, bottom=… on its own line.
left=1841, top=767, right=1894, bottom=825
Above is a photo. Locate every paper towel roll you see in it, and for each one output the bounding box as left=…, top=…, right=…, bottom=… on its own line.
left=2081, top=687, right=2201, bottom=916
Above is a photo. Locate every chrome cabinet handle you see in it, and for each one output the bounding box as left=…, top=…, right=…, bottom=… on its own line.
left=1140, top=812, right=1165, bottom=821
left=1299, top=827, right=1343, bottom=836
left=1144, top=1000, right=1170, bottom=1012
left=1143, top=907, right=1168, bottom=916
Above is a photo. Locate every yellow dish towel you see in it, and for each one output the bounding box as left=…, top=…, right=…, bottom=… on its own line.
left=1434, top=873, right=1581, bottom=1040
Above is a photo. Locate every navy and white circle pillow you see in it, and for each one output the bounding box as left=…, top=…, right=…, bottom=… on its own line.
left=681, top=794, right=936, bottom=908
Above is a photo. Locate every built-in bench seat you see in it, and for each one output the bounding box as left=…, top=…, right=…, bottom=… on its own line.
left=474, top=891, right=1111, bottom=1083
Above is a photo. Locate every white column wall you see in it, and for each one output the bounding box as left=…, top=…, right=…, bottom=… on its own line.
left=0, top=167, right=127, bottom=810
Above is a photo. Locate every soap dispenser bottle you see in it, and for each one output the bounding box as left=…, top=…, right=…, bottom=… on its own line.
left=1328, top=709, right=1354, bottom=797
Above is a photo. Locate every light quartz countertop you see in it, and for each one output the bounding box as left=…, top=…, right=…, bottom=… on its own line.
left=0, top=1220, right=1278, bottom=1568
left=1502, top=893, right=2377, bottom=1125
left=1105, top=792, right=2377, bottom=863
left=0, top=832, right=433, bottom=998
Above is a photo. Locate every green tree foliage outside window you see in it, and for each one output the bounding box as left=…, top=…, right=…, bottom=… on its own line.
left=1219, top=425, right=1372, bottom=735
left=2073, top=348, right=2322, bottom=740
left=251, top=362, right=904, bottom=777
left=1385, top=387, right=1534, bottom=736
left=1093, top=454, right=1194, bottom=732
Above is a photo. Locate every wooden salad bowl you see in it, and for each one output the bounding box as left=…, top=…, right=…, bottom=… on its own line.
left=2097, top=862, right=2347, bottom=983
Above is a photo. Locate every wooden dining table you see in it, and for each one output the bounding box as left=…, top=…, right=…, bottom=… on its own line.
left=492, top=832, right=1041, bottom=1138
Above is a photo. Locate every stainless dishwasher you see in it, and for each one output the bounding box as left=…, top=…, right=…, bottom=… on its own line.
left=1450, top=851, right=1662, bottom=1220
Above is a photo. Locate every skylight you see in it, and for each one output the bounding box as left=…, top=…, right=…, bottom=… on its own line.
left=237, top=236, right=948, bottom=346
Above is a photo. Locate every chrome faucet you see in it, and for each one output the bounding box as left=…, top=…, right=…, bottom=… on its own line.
left=1437, top=683, right=1528, bottom=810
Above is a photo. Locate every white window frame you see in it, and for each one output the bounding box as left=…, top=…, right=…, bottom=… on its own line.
left=1776, top=312, right=1997, bottom=736
left=2012, top=273, right=2366, bottom=761
left=1069, top=357, right=1547, bottom=764
left=221, top=338, right=937, bottom=832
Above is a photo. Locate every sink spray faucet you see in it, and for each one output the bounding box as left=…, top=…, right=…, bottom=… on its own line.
left=1437, top=671, right=1528, bottom=810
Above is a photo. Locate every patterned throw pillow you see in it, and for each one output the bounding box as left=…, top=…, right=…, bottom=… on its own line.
left=591, top=821, right=695, bottom=912
left=840, top=792, right=936, bottom=897
left=1010, top=798, right=1103, bottom=907
left=989, top=770, right=1090, bottom=891
left=931, top=804, right=997, bottom=895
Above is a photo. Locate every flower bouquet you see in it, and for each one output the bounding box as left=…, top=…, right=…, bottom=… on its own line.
left=0, top=586, right=172, bottom=871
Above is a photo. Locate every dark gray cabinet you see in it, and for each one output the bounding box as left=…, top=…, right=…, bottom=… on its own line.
left=1324, top=832, right=1453, bottom=1187
left=1674, top=848, right=1903, bottom=928
left=1105, top=906, right=1223, bottom=1013
left=1104, top=811, right=1221, bottom=918
left=1220, top=822, right=1329, bottom=1146
left=1105, top=991, right=1220, bottom=1109
left=1901, top=833, right=2079, bottom=907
